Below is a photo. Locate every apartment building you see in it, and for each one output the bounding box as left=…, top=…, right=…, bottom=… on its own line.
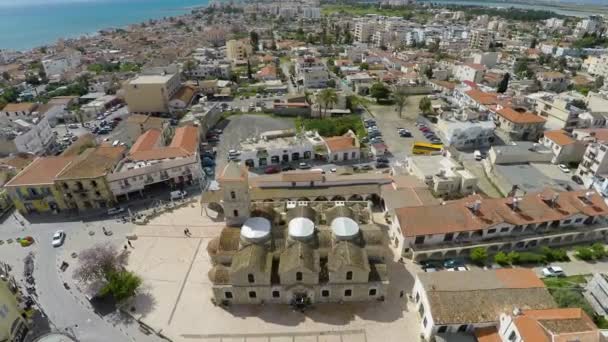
left=0, top=103, right=38, bottom=125
left=226, top=39, right=253, bottom=65
left=124, top=73, right=181, bottom=115
left=412, top=269, right=556, bottom=340
left=472, top=52, right=499, bottom=68
left=576, top=142, right=608, bottom=188
left=389, top=189, right=608, bottom=261
left=55, top=146, right=126, bottom=211
left=107, top=125, right=203, bottom=201
left=528, top=93, right=582, bottom=131
left=494, top=106, right=546, bottom=141
left=207, top=201, right=389, bottom=305
left=536, top=71, right=569, bottom=93
left=190, top=62, right=231, bottom=79
left=354, top=22, right=377, bottom=43
left=468, top=29, right=493, bottom=50
left=295, top=57, right=329, bottom=89
left=125, top=114, right=170, bottom=145
left=541, top=130, right=587, bottom=164
left=4, top=156, right=74, bottom=214
left=406, top=155, right=477, bottom=197
left=454, top=63, right=485, bottom=83
left=436, top=116, right=495, bottom=149
left=0, top=115, right=56, bottom=157
left=41, top=50, right=82, bottom=78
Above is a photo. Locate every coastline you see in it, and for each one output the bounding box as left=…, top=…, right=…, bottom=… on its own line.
left=0, top=0, right=209, bottom=53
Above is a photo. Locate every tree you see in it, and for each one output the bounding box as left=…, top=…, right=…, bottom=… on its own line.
left=1, top=71, right=10, bottom=81
left=370, top=82, right=391, bottom=103
left=359, top=62, right=369, bottom=71
left=250, top=31, right=259, bottom=51
left=246, top=59, right=253, bottom=80
left=318, top=88, right=338, bottom=117
left=497, top=73, right=510, bottom=93
left=419, top=96, right=432, bottom=114
left=393, top=87, right=408, bottom=118
left=183, top=59, right=197, bottom=77
left=326, top=79, right=336, bottom=88
left=73, top=244, right=129, bottom=284
left=99, top=270, right=142, bottom=302
left=470, top=247, right=488, bottom=265
left=575, top=246, right=594, bottom=261
left=595, top=76, right=604, bottom=89
left=571, top=99, right=587, bottom=110
left=514, top=59, right=533, bottom=78
left=591, top=243, right=606, bottom=259
left=424, top=67, right=433, bottom=79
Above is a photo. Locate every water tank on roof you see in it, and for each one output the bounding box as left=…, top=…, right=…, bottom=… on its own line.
left=240, top=217, right=271, bottom=243
left=288, top=217, right=315, bottom=241
left=331, top=217, right=360, bottom=240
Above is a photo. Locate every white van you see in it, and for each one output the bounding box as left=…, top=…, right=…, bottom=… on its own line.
left=170, top=190, right=187, bottom=200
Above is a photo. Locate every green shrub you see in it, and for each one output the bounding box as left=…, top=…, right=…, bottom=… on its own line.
left=541, top=247, right=570, bottom=262
left=514, top=252, right=546, bottom=265
left=591, top=243, right=606, bottom=259
left=507, top=251, right=520, bottom=264
left=470, top=247, right=488, bottom=265
left=575, top=247, right=595, bottom=261
left=494, top=251, right=510, bottom=266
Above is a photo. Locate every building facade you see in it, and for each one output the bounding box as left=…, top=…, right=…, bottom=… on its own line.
left=123, top=73, right=181, bottom=115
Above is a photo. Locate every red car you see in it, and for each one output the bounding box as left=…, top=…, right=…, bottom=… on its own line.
left=264, top=166, right=281, bottom=174
left=420, top=127, right=430, bottom=132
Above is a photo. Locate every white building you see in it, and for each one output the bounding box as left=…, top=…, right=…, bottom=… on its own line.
left=586, top=55, right=608, bottom=79
left=406, top=155, right=477, bottom=197
left=295, top=57, right=329, bottom=89
left=238, top=130, right=314, bottom=168
left=42, top=50, right=82, bottom=78
left=527, top=93, right=583, bottom=131
left=454, top=64, right=485, bottom=83
left=301, top=7, right=321, bottom=19
left=436, top=116, right=495, bottom=149
left=541, top=130, right=587, bottom=164
left=0, top=115, right=56, bottom=156
left=324, top=131, right=360, bottom=162
left=576, top=142, right=608, bottom=188
left=472, top=52, right=499, bottom=68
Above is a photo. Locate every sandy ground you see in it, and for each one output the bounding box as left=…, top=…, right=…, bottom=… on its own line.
left=125, top=204, right=423, bottom=342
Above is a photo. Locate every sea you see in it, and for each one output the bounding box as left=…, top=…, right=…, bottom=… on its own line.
left=0, top=0, right=209, bottom=51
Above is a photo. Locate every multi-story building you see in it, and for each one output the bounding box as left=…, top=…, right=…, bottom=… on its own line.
left=4, top=156, right=74, bottom=214
left=541, top=130, right=587, bottom=164
left=55, top=146, right=126, bottom=211
left=389, top=189, right=608, bottom=261
left=575, top=16, right=602, bottom=37
left=123, top=73, right=181, bottom=115
left=41, top=50, right=82, bottom=78
left=454, top=63, right=486, bottom=83
left=472, top=52, right=499, bottom=68
left=468, top=29, right=493, bottom=50
left=545, top=17, right=565, bottom=29
left=0, top=115, right=56, bottom=156
left=406, top=155, right=477, bottom=197
left=576, top=142, right=608, bottom=188
left=301, top=6, right=321, bottom=19
left=107, top=125, right=203, bottom=201
left=0, top=103, right=38, bottom=125
left=536, top=71, right=569, bottom=93
left=226, top=39, right=253, bottom=65
left=207, top=197, right=390, bottom=306
left=190, top=62, right=232, bottom=79
left=494, top=106, right=546, bottom=141
left=354, top=22, right=377, bottom=43
left=436, top=116, right=495, bottom=149
left=528, top=93, right=582, bottom=131
left=294, top=57, right=329, bottom=89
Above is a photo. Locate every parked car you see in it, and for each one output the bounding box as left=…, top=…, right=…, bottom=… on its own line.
left=375, top=162, right=389, bottom=169
left=361, top=165, right=373, bottom=171
left=571, top=175, right=583, bottom=185
left=202, top=157, right=215, bottom=167
left=443, top=259, right=464, bottom=269
left=399, top=131, right=412, bottom=138
left=447, top=266, right=469, bottom=272
left=376, top=157, right=389, bottom=164
left=107, top=207, right=125, bottom=216
left=542, top=266, right=565, bottom=277
left=51, top=230, right=65, bottom=247
left=558, top=164, right=570, bottom=173
left=282, top=166, right=295, bottom=172
left=170, top=190, right=187, bottom=200
left=264, top=165, right=281, bottom=174
left=430, top=138, right=442, bottom=144
left=298, top=162, right=311, bottom=169
left=68, top=124, right=79, bottom=129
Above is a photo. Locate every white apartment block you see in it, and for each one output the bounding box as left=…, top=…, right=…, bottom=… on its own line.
left=468, top=29, right=493, bottom=50
left=301, top=7, right=321, bottom=19
left=42, top=51, right=82, bottom=77
left=586, top=55, right=608, bottom=79
left=190, top=63, right=232, bottom=79
left=528, top=93, right=582, bottom=131
left=453, top=64, right=485, bottom=83
left=354, top=22, right=377, bottom=43
left=545, top=18, right=565, bottom=29
left=576, top=142, right=608, bottom=188
left=472, top=52, right=499, bottom=68
left=295, top=57, right=329, bottom=89
left=436, top=117, right=496, bottom=149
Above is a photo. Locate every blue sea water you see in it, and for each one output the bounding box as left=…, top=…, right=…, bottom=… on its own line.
left=0, top=0, right=209, bottom=51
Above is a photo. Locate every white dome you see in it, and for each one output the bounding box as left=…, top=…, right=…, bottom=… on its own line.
left=241, top=217, right=271, bottom=242
left=331, top=217, right=359, bottom=239
left=288, top=217, right=315, bottom=239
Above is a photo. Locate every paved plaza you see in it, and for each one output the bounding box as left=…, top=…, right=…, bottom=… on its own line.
left=125, top=205, right=422, bottom=342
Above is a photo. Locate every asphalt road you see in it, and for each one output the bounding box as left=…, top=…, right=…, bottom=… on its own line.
left=0, top=212, right=163, bottom=342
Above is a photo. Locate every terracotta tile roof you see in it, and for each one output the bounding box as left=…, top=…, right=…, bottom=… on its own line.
left=256, top=65, right=277, bottom=78
left=130, top=129, right=162, bottom=154
left=418, top=269, right=555, bottom=325
left=169, top=125, right=198, bottom=154
left=497, top=107, right=546, bottom=124
left=57, top=146, right=125, bottom=179
left=544, top=130, right=575, bottom=146
left=324, top=136, right=356, bottom=152
left=1, top=102, right=37, bottom=113
left=466, top=89, right=498, bottom=105
left=474, top=327, right=501, bottom=342
left=516, top=308, right=598, bottom=341
left=170, top=85, right=197, bottom=104
left=129, top=125, right=198, bottom=161
left=395, top=189, right=608, bottom=237
left=575, top=128, right=608, bottom=143
left=430, top=80, right=457, bottom=90
left=5, top=156, right=74, bottom=186
left=0, top=153, right=35, bottom=171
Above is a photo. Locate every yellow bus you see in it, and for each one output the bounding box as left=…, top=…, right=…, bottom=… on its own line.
left=411, top=142, right=443, bottom=155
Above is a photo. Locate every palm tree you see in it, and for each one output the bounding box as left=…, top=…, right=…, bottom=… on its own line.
left=393, top=88, right=408, bottom=118
left=318, top=88, right=338, bottom=118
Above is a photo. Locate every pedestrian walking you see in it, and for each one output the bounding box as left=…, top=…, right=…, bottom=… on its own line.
left=124, top=245, right=127, bottom=251
left=399, top=290, right=404, bottom=298
left=127, top=240, right=133, bottom=248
